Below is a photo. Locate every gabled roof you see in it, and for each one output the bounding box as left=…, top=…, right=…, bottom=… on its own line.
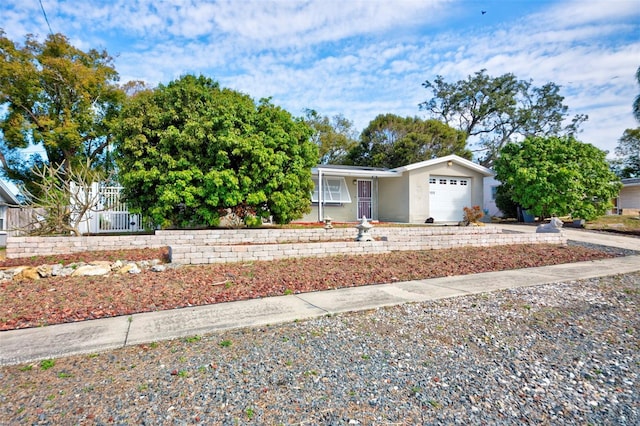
left=313, top=155, right=494, bottom=178
left=391, top=154, right=494, bottom=177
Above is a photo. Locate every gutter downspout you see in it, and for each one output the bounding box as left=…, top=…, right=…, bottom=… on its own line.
left=318, top=169, right=323, bottom=222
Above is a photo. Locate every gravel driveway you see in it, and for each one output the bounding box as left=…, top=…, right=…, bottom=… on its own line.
left=1, top=270, right=638, bottom=425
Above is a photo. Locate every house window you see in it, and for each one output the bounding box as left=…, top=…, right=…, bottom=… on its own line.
left=450, top=179, right=457, bottom=185
left=311, top=177, right=352, bottom=203
left=429, top=178, right=436, bottom=184
left=491, top=186, right=498, bottom=200
left=460, top=180, right=468, bottom=186
left=439, top=179, right=447, bottom=184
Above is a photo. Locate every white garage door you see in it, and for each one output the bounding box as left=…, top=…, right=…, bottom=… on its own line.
left=428, top=176, right=471, bottom=222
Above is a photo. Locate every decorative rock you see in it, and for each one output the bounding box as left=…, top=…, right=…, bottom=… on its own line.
left=89, top=261, right=113, bottom=269
left=118, top=263, right=141, bottom=274
left=37, top=264, right=54, bottom=278
left=71, top=264, right=112, bottom=277
left=54, top=266, right=76, bottom=277
left=0, top=258, right=175, bottom=282
left=13, top=267, right=40, bottom=281
left=127, top=263, right=142, bottom=274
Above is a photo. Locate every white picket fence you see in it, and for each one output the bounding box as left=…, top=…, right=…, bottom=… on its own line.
left=76, top=183, right=142, bottom=234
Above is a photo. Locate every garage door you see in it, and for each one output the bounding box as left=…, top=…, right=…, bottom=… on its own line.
left=428, top=176, right=471, bottom=222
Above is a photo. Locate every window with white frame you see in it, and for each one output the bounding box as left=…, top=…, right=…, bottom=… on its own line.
left=311, top=177, right=352, bottom=203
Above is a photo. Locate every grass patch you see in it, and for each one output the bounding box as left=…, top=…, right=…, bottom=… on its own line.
left=39, top=359, right=55, bottom=371
left=585, top=215, right=640, bottom=232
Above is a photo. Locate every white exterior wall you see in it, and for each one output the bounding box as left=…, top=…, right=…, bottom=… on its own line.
left=484, top=176, right=502, bottom=217
left=619, top=184, right=640, bottom=212
left=378, top=174, right=409, bottom=222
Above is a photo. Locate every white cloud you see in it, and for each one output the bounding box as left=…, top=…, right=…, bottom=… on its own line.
left=1, top=0, right=638, bottom=159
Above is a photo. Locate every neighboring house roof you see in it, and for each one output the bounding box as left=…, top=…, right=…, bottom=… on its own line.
left=391, top=154, right=494, bottom=177
left=621, top=178, right=640, bottom=187
left=0, top=180, right=20, bottom=206
left=314, top=155, right=493, bottom=178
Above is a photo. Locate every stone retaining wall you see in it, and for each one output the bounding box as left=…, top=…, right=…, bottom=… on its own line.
left=168, top=232, right=566, bottom=264
left=5, top=226, right=566, bottom=264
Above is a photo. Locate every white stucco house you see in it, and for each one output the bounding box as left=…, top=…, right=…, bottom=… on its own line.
left=298, top=154, right=494, bottom=224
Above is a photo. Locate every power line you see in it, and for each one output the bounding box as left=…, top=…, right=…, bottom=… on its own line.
left=38, top=0, right=54, bottom=36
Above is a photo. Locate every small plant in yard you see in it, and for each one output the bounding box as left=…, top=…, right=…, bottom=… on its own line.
left=245, top=407, right=255, bottom=420
left=462, top=205, right=484, bottom=225
left=40, top=359, right=55, bottom=370
left=184, top=335, right=202, bottom=343
left=18, top=365, right=33, bottom=372
left=283, top=288, right=293, bottom=295
left=428, top=399, right=443, bottom=409
left=219, top=339, right=232, bottom=348
left=170, top=369, right=189, bottom=377
left=57, top=371, right=73, bottom=378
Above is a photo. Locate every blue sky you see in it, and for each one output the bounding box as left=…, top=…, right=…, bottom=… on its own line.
left=2, top=0, right=639, bottom=164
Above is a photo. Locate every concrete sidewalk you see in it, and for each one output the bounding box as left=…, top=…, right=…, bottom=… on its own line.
left=1, top=227, right=639, bottom=366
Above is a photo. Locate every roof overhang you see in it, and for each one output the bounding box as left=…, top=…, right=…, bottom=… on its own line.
left=0, top=180, right=20, bottom=205
left=621, top=178, right=640, bottom=187
left=313, top=165, right=400, bottom=178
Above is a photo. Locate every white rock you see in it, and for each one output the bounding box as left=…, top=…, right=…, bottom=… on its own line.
left=71, top=265, right=111, bottom=276
left=151, top=264, right=166, bottom=272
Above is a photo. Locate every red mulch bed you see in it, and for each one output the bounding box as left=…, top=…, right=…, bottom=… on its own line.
left=0, top=244, right=617, bottom=331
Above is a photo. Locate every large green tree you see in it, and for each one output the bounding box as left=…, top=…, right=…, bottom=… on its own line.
left=613, top=66, right=640, bottom=178
left=494, top=136, right=620, bottom=221
left=347, top=114, right=470, bottom=169
left=0, top=31, right=123, bottom=192
left=420, top=69, right=586, bottom=167
left=614, top=128, right=640, bottom=178
left=304, top=109, right=358, bottom=165
left=113, top=75, right=318, bottom=228
left=634, top=66, right=640, bottom=122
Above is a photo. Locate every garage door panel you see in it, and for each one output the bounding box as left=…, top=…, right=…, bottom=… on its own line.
left=429, top=176, right=470, bottom=222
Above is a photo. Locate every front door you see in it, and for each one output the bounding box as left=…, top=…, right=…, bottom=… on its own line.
left=357, top=180, right=372, bottom=219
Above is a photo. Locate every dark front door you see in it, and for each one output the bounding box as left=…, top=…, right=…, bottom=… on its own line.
left=357, top=180, right=372, bottom=219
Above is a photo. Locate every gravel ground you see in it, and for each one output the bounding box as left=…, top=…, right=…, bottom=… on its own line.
left=1, top=269, right=638, bottom=425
